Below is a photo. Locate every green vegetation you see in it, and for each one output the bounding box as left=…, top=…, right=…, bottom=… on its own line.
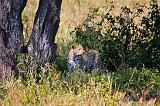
left=72, top=0, right=160, bottom=70
left=0, top=67, right=159, bottom=105
left=0, top=67, right=160, bottom=105
left=1, top=0, right=160, bottom=105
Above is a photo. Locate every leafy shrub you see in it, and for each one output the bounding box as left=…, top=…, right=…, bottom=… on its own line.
left=112, top=68, right=160, bottom=93
left=109, top=67, right=160, bottom=102
left=54, top=55, right=68, bottom=72
left=71, top=0, right=160, bottom=70
left=17, top=54, right=59, bottom=84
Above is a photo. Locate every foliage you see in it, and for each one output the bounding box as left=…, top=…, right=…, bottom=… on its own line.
left=15, top=54, right=160, bottom=104
left=113, top=68, right=160, bottom=93
left=0, top=67, right=160, bottom=105
left=72, top=0, right=160, bottom=71
left=0, top=69, right=119, bottom=105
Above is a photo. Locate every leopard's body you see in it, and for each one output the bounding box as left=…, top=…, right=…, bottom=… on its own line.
left=68, top=44, right=101, bottom=72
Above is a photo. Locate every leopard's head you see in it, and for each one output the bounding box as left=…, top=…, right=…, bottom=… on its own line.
left=72, top=44, right=85, bottom=56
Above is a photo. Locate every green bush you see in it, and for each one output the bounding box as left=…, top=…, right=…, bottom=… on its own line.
left=71, top=0, right=160, bottom=70
left=112, top=68, right=160, bottom=93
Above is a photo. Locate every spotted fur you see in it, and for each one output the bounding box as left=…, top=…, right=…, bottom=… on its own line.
left=68, top=44, right=85, bottom=72
left=68, top=44, right=101, bottom=72
left=83, top=49, right=101, bottom=71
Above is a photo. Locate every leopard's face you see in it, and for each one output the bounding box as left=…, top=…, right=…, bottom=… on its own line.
left=72, top=44, right=85, bottom=56
left=68, top=44, right=85, bottom=71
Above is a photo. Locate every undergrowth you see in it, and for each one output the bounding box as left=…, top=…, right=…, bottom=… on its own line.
left=0, top=66, right=160, bottom=105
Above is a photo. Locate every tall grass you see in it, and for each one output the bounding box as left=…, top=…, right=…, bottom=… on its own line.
left=0, top=68, right=160, bottom=105
left=0, top=69, right=121, bottom=106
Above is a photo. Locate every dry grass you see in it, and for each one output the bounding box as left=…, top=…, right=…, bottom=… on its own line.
left=0, top=71, right=123, bottom=106
left=0, top=70, right=159, bottom=106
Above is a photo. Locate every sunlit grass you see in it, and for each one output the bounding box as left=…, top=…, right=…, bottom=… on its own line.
left=1, top=68, right=160, bottom=105
left=0, top=70, right=123, bottom=106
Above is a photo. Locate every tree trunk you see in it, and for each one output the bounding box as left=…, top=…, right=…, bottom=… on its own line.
left=28, top=0, right=62, bottom=65
left=0, top=0, right=62, bottom=79
left=0, top=0, right=27, bottom=79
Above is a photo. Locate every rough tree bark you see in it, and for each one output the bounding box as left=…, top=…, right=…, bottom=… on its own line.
left=28, top=0, right=62, bottom=65
left=0, top=0, right=62, bottom=79
left=0, top=0, right=27, bottom=79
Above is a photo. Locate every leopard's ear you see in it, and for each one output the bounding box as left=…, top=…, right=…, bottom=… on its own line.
left=72, top=45, right=75, bottom=49
left=72, top=43, right=79, bottom=49
left=78, top=44, right=83, bottom=48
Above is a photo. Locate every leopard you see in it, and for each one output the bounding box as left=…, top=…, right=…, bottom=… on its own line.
left=83, top=49, right=101, bottom=71
left=68, top=44, right=101, bottom=73
left=68, top=44, right=85, bottom=72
